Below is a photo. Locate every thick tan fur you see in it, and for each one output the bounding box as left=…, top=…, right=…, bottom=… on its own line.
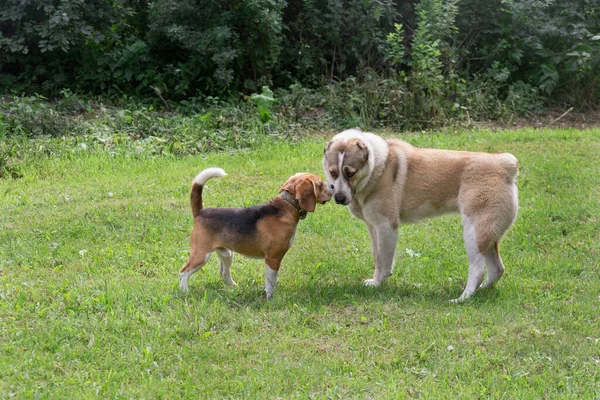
left=323, top=129, right=518, bottom=302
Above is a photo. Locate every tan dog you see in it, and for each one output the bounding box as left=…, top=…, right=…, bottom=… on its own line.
left=323, top=129, right=519, bottom=302
left=179, top=168, right=332, bottom=298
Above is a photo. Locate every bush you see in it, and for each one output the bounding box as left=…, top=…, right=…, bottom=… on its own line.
left=0, top=0, right=133, bottom=94
left=1, top=0, right=597, bottom=124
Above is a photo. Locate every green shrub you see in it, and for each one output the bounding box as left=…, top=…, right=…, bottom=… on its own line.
left=251, top=86, right=276, bottom=123
left=1, top=0, right=597, bottom=125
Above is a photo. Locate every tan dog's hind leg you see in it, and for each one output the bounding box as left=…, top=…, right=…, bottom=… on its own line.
left=179, top=250, right=212, bottom=292
left=216, top=248, right=236, bottom=286
left=481, top=241, right=504, bottom=288
left=453, top=213, right=485, bottom=303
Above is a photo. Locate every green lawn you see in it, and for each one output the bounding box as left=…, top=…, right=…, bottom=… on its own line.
left=1, top=128, right=599, bottom=398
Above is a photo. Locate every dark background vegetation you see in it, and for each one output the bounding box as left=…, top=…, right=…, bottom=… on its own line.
left=0, top=0, right=598, bottom=136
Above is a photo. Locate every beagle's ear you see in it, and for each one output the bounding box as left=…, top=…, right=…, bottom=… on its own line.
left=324, top=141, right=332, bottom=154
left=280, top=174, right=299, bottom=194
left=295, top=177, right=317, bottom=213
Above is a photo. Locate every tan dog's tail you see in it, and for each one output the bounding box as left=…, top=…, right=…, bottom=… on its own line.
left=191, top=168, right=227, bottom=216
left=499, top=153, right=519, bottom=182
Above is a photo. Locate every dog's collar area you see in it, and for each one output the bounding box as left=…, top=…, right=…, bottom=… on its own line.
left=279, top=190, right=307, bottom=220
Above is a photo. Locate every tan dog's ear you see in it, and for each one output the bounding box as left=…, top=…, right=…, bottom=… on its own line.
left=354, top=139, right=368, bottom=161
left=295, top=177, right=317, bottom=213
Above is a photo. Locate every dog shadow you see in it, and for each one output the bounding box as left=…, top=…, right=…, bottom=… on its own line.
left=177, top=278, right=502, bottom=310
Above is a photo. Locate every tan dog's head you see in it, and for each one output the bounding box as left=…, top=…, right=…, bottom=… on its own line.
left=280, top=173, right=332, bottom=212
left=322, top=130, right=371, bottom=205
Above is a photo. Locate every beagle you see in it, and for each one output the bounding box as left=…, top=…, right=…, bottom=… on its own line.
left=179, top=168, right=332, bottom=298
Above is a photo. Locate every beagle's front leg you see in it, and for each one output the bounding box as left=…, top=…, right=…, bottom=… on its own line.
left=264, top=256, right=282, bottom=299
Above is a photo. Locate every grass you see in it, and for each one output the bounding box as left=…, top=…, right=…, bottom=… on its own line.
left=1, top=127, right=599, bottom=398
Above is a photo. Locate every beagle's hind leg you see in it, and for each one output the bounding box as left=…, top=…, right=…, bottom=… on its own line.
left=216, top=248, right=236, bottom=286
left=179, top=251, right=212, bottom=292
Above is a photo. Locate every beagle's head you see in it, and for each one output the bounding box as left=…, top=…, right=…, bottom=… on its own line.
left=280, top=173, right=332, bottom=212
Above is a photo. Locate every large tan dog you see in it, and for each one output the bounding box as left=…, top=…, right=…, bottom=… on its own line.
left=323, top=129, right=518, bottom=302
left=179, top=168, right=332, bottom=299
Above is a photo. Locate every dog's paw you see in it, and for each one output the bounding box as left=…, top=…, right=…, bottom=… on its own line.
left=450, top=293, right=470, bottom=303
left=223, top=278, right=237, bottom=287
left=364, top=278, right=382, bottom=287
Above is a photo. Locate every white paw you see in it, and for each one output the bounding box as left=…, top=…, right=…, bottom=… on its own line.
left=364, top=278, right=382, bottom=287
left=224, top=279, right=237, bottom=287
left=179, top=281, right=189, bottom=292
left=450, top=293, right=469, bottom=303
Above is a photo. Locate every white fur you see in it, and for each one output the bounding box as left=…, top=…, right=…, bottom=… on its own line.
left=216, top=248, right=236, bottom=286
left=452, top=213, right=485, bottom=302
left=326, top=130, right=389, bottom=205
left=179, top=252, right=212, bottom=292
left=194, top=168, right=226, bottom=186
left=333, top=151, right=352, bottom=204
left=265, top=266, right=279, bottom=299
left=362, top=216, right=397, bottom=286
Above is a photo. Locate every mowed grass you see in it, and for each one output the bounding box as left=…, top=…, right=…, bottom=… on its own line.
left=1, top=128, right=599, bottom=398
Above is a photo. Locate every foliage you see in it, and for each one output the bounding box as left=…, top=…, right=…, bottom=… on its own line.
left=0, top=0, right=598, bottom=125
left=0, top=94, right=312, bottom=162
left=455, top=0, right=600, bottom=107
left=250, top=86, right=276, bottom=122
left=0, top=0, right=133, bottom=92
left=407, top=0, right=459, bottom=124
left=279, top=0, right=399, bottom=84
left=146, top=0, right=286, bottom=96
left=385, top=23, right=406, bottom=68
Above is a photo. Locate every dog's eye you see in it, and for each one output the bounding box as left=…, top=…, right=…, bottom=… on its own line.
left=330, top=171, right=338, bottom=179
left=346, top=170, right=355, bottom=178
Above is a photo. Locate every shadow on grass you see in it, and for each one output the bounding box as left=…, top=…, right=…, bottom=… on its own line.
left=177, top=278, right=503, bottom=310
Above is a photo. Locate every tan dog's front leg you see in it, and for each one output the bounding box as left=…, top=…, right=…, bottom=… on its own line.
left=366, top=223, right=379, bottom=268
left=364, top=223, right=398, bottom=287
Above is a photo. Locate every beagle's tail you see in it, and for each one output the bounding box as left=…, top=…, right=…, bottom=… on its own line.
left=191, top=168, right=227, bottom=216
